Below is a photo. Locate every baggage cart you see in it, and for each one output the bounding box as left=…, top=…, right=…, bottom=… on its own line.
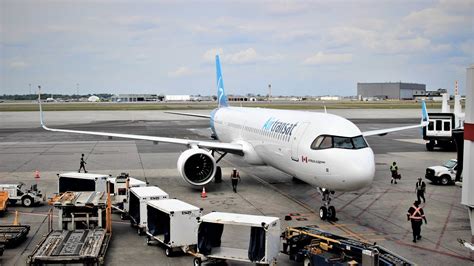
left=128, top=186, right=169, bottom=235
left=145, top=199, right=202, bottom=256
left=108, top=173, right=146, bottom=208
left=193, top=212, right=280, bottom=266
left=282, top=226, right=413, bottom=266
left=0, top=225, right=30, bottom=248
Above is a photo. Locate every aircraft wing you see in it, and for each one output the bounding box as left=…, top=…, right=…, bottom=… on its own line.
left=362, top=123, right=428, bottom=137
left=164, top=111, right=211, bottom=119
left=362, top=101, right=429, bottom=137
left=38, top=99, right=242, bottom=154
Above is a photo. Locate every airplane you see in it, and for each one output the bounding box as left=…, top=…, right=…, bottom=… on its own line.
left=38, top=55, right=429, bottom=220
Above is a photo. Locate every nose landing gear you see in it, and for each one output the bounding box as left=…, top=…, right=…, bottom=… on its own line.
left=318, top=188, right=336, bottom=221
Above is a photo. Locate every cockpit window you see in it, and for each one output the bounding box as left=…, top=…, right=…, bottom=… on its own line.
left=352, top=136, right=368, bottom=149
left=311, top=135, right=368, bottom=150
left=334, top=136, right=354, bottom=149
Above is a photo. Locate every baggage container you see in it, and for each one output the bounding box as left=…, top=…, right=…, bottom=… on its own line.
left=193, top=212, right=280, bottom=266
left=58, top=172, right=109, bottom=193
left=128, top=186, right=169, bottom=235
left=145, top=199, right=202, bottom=256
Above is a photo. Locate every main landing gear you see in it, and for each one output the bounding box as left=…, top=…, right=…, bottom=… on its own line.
left=318, top=188, right=336, bottom=221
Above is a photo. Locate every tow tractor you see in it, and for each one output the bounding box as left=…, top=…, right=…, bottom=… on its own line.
left=282, top=226, right=413, bottom=265
left=0, top=183, right=44, bottom=207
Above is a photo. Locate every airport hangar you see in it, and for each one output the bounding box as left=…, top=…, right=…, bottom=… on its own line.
left=357, top=82, right=426, bottom=100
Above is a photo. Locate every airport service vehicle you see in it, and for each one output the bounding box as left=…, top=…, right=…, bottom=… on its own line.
left=193, top=212, right=280, bottom=266
left=425, top=159, right=458, bottom=185
left=282, top=226, right=412, bottom=265
left=423, top=94, right=465, bottom=151
left=128, top=186, right=169, bottom=235
left=38, top=55, right=429, bottom=221
left=0, top=191, right=8, bottom=214
left=423, top=113, right=456, bottom=151
left=145, top=199, right=202, bottom=256
left=0, top=183, right=43, bottom=207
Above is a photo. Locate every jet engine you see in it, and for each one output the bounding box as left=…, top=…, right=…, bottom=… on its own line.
left=177, top=148, right=216, bottom=186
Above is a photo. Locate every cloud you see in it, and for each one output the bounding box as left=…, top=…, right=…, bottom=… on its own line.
left=402, top=0, right=472, bottom=37
left=202, top=48, right=283, bottom=65
left=202, top=48, right=224, bottom=62
left=8, top=60, right=30, bottom=69
left=224, top=48, right=259, bottom=64
left=168, top=66, right=194, bottom=78
left=303, top=52, right=352, bottom=65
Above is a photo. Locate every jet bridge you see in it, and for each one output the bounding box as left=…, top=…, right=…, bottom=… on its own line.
left=461, top=65, right=474, bottom=243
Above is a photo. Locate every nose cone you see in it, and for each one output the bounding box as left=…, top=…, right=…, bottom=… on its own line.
left=335, top=148, right=375, bottom=191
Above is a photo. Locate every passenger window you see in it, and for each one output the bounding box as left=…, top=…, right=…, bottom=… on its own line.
left=428, top=121, right=434, bottom=130
left=443, top=121, right=450, bottom=131
left=334, top=137, right=354, bottom=149
left=436, top=120, right=442, bottom=131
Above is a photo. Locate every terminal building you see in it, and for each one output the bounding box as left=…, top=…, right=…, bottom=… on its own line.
left=357, top=82, right=426, bottom=100
left=111, top=94, right=161, bottom=102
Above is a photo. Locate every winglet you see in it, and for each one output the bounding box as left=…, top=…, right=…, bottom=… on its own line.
left=216, top=55, right=228, bottom=108
left=421, top=100, right=429, bottom=126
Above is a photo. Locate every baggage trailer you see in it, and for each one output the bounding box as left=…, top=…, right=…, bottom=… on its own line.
left=282, top=226, right=413, bottom=266
left=145, top=199, right=202, bottom=257
left=27, top=229, right=111, bottom=265
left=52, top=191, right=107, bottom=230
left=128, top=186, right=169, bottom=235
left=56, top=172, right=146, bottom=207
left=108, top=172, right=146, bottom=209
left=193, top=212, right=280, bottom=266
left=0, top=225, right=30, bottom=248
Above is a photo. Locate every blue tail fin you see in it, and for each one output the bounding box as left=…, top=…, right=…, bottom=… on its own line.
left=421, top=100, right=429, bottom=122
left=216, top=55, right=228, bottom=108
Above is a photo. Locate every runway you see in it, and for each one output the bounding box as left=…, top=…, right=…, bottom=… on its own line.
left=0, top=110, right=471, bottom=265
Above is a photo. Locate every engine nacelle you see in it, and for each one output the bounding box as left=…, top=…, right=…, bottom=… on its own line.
left=177, top=148, right=216, bottom=186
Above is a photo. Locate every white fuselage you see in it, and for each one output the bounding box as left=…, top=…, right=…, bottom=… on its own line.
left=211, top=107, right=375, bottom=191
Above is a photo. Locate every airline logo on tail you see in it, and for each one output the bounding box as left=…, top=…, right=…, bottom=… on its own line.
left=216, top=55, right=228, bottom=108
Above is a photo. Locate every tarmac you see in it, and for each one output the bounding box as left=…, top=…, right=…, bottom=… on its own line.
left=0, top=109, right=472, bottom=265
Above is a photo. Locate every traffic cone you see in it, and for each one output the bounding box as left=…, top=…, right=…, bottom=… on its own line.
left=201, top=187, right=207, bottom=198
left=13, top=211, right=19, bottom=225
left=34, top=170, right=40, bottom=179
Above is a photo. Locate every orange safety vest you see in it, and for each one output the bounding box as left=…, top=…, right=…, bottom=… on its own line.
left=409, top=206, right=423, bottom=220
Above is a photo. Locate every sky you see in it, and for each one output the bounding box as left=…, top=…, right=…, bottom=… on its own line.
left=1, top=0, right=473, bottom=96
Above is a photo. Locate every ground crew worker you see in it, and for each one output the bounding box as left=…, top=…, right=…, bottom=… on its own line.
left=416, top=177, right=426, bottom=203
left=78, top=153, right=87, bottom=173
left=230, top=168, right=240, bottom=193
left=390, top=161, right=399, bottom=184
left=407, top=200, right=427, bottom=243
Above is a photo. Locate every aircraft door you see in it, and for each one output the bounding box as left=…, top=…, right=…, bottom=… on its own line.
left=291, top=122, right=309, bottom=161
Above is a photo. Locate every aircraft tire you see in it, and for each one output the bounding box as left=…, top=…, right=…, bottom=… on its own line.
left=328, top=206, right=336, bottom=221
left=319, top=206, right=327, bottom=220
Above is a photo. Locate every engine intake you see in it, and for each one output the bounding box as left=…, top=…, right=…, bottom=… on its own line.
left=177, top=149, right=216, bottom=186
